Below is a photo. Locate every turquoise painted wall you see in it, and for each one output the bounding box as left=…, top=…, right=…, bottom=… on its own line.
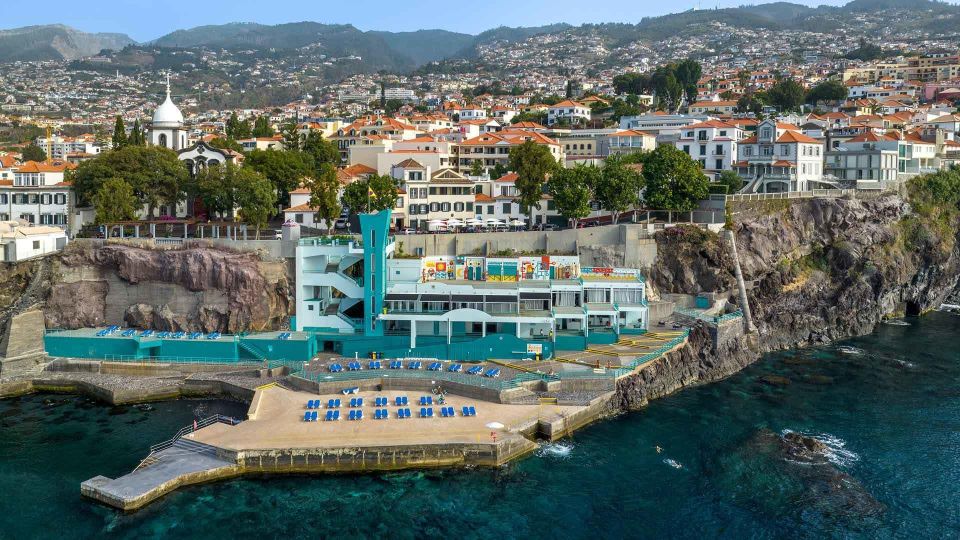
left=359, top=209, right=391, bottom=337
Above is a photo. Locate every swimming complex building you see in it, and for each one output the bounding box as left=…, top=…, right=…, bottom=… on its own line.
left=295, top=209, right=649, bottom=360
left=44, top=209, right=650, bottom=363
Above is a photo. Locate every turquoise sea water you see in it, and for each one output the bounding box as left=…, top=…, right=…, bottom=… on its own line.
left=1, top=312, right=959, bottom=539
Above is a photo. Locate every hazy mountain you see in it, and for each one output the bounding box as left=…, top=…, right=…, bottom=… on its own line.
left=367, top=29, right=475, bottom=65
left=149, top=21, right=572, bottom=68
left=0, top=24, right=134, bottom=62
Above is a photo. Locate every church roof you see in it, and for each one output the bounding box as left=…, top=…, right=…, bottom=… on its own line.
left=152, top=77, right=184, bottom=127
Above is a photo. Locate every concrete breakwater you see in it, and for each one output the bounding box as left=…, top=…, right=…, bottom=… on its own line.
left=0, top=360, right=286, bottom=405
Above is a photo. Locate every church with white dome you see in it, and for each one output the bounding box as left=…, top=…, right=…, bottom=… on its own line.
left=148, top=76, right=188, bottom=151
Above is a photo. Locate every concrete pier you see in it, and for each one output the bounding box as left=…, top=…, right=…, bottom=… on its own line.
left=81, top=385, right=607, bottom=511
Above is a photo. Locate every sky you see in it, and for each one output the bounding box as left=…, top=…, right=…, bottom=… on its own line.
left=0, top=0, right=866, bottom=42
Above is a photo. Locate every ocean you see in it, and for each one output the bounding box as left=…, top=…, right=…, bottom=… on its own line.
left=1, top=311, right=958, bottom=539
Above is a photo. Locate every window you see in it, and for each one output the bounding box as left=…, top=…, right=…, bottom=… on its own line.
left=502, top=202, right=511, bottom=214
left=430, top=202, right=440, bottom=212
left=295, top=213, right=303, bottom=223
left=719, top=130, right=727, bottom=137
left=716, top=159, right=723, bottom=170
left=486, top=205, right=493, bottom=214
left=761, top=128, right=771, bottom=139
left=715, top=145, right=723, bottom=155
left=0, top=194, right=5, bottom=204
left=682, top=145, right=690, bottom=154
left=32, top=241, right=39, bottom=249
left=440, top=202, right=451, bottom=212
left=453, top=202, right=464, bottom=212
left=699, top=145, right=706, bottom=156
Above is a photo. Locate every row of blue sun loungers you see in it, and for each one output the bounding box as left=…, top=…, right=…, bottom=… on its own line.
left=326, top=359, right=501, bottom=376
left=277, top=332, right=292, bottom=340
left=304, top=397, right=476, bottom=421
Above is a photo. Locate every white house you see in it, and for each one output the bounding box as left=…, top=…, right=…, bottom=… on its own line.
left=0, top=222, right=67, bottom=262
left=675, top=120, right=743, bottom=179
left=734, top=119, right=826, bottom=193
left=547, top=100, right=591, bottom=126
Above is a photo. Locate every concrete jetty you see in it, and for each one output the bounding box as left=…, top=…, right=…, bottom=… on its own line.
left=81, top=385, right=612, bottom=511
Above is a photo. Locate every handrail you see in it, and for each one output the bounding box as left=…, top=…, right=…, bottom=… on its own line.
left=148, top=414, right=240, bottom=454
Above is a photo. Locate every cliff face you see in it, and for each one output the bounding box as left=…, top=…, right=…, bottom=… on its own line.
left=44, top=243, right=293, bottom=333
left=622, top=193, right=960, bottom=408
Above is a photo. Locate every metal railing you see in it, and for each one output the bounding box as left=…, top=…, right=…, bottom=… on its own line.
left=148, top=414, right=240, bottom=455
left=293, top=367, right=529, bottom=391
left=674, top=308, right=743, bottom=325
left=725, top=188, right=893, bottom=202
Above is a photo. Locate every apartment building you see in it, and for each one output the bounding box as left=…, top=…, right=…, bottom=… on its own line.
left=457, top=130, right=564, bottom=173
left=674, top=120, right=743, bottom=179
left=824, top=132, right=900, bottom=189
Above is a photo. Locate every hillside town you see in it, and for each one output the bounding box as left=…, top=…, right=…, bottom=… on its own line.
left=0, top=3, right=959, bottom=245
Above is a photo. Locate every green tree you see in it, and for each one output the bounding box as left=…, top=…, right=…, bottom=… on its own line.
left=469, top=159, right=485, bottom=176
left=302, top=131, right=340, bottom=167
left=111, top=116, right=127, bottom=149
left=805, top=80, right=849, bottom=104
left=716, top=170, right=744, bottom=195
left=252, top=115, right=275, bottom=138
left=767, top=79, right=806, bottom=112
left=547, top=165, right=595, bottom=228
left=593, top=155, right=645, bottom=224
left=244, top=149, right=313, bottom=207
left=69, top=146, right=187, bottom=215
left=674, top=59, right=703, bottom=104
left=341, top=174, right=399, bottom=214
left=651, top=67, right=683, bottom=112
left=21, top=144, right=46, bottom=162
left=308, top=163, right=342, bottom=233
left=128, top=119, right=145, bottom=146
left=490, top=162, right=508, bottom=180
left=235, top=168, right=278, bottom=238
left=194, top=162, right=265, bottom=220
left=280, top=122, right=302, bottom=150
left=226, top=113, right=251, bottom=139
left=508, top=140, right=559, bottom=223
left=93, top=177, right=138, bottom=223
left=642, top=146, right=709, bottom=212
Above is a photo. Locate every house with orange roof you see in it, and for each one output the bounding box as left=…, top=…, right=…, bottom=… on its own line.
left=332, top=116, right=419, bottom=162
left=674, top=120, right=743, bottom=179
left=688, top=100, right=738, bottom=116
left=734, top=119, right=825, bottom=193
left=608, top=130, right=657, bottom=156
left=457, top=130, right=563, bottom=174
left=546, top=100, right=590, bottom=126
left=2, top=160, right=77, bottom=231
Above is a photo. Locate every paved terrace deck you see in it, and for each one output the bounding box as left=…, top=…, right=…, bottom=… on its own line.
left=82, top=386, right=606, bottom=512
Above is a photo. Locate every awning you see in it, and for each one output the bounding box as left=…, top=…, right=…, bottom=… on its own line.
left=420, top=294, right=449, bottom=301
left=519, top=292, right=551, bottom=300
left=385, top=294, right=418, bottom=300
left=485, top=295, right=518, bottom=302
left=451, top=294, right=484, bottom=301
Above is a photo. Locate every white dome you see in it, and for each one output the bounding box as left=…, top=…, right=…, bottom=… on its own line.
left=153, top=94, right=184, bottom=127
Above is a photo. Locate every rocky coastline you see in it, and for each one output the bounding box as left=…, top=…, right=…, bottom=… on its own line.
left=616, top=192, right=960, bottom=409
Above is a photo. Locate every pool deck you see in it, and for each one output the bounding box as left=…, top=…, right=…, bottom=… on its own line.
left=81, top=385, right=608, bottom=512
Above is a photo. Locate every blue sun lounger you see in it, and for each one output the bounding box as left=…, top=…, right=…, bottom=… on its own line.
left=389, top=360, right=402, bottom=369
left=394, top=396, right=408, bottom=406
left=303, top=411, right=311, bottom=421
left=448, top=363, right=462, bottom=372
left=310, top=411, right=318, bottom=422
left=326, top=410, right=340, bottom=421
left=368, top=360, right=382, bottom=370
left=374, top=397, right=387, bottom=407
left=467, top=366, right=483, bottom=375
left=327, top=398, right=341, bottom=408
left=407, top=361, right=422, bottom=370
left=347, top=361, right=362, bottom=371
left=349, top=397, right=364, bottom=408
left=139, top=330, right=153, bottom=337
left=419, top=396, right=433, bottom=406
left=348, top=409, right=363, bottom=421
left=427, top=362, right=442, bottom=371
left=324, top=410, right=334, bottom=421
left=328, top=363, right=343, bottom=373
left=374, top=409, right=389, bottom=420
left=484, top=368, right=501, bottom=378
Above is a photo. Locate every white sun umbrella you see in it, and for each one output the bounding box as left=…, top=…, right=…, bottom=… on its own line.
left=446, top=218, right=464, bottom=227
left=510, top=218, right=526, bottom=227
left=467, top=218, right=484, bottom=226
left=486, top=218, right=504, bottom=226
left=486, top=421, right=505, bottom=430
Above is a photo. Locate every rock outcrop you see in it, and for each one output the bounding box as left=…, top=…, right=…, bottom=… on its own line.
left=45, top=242, right=293, bottom=333
left=620, top=193, right=960, bottom=408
